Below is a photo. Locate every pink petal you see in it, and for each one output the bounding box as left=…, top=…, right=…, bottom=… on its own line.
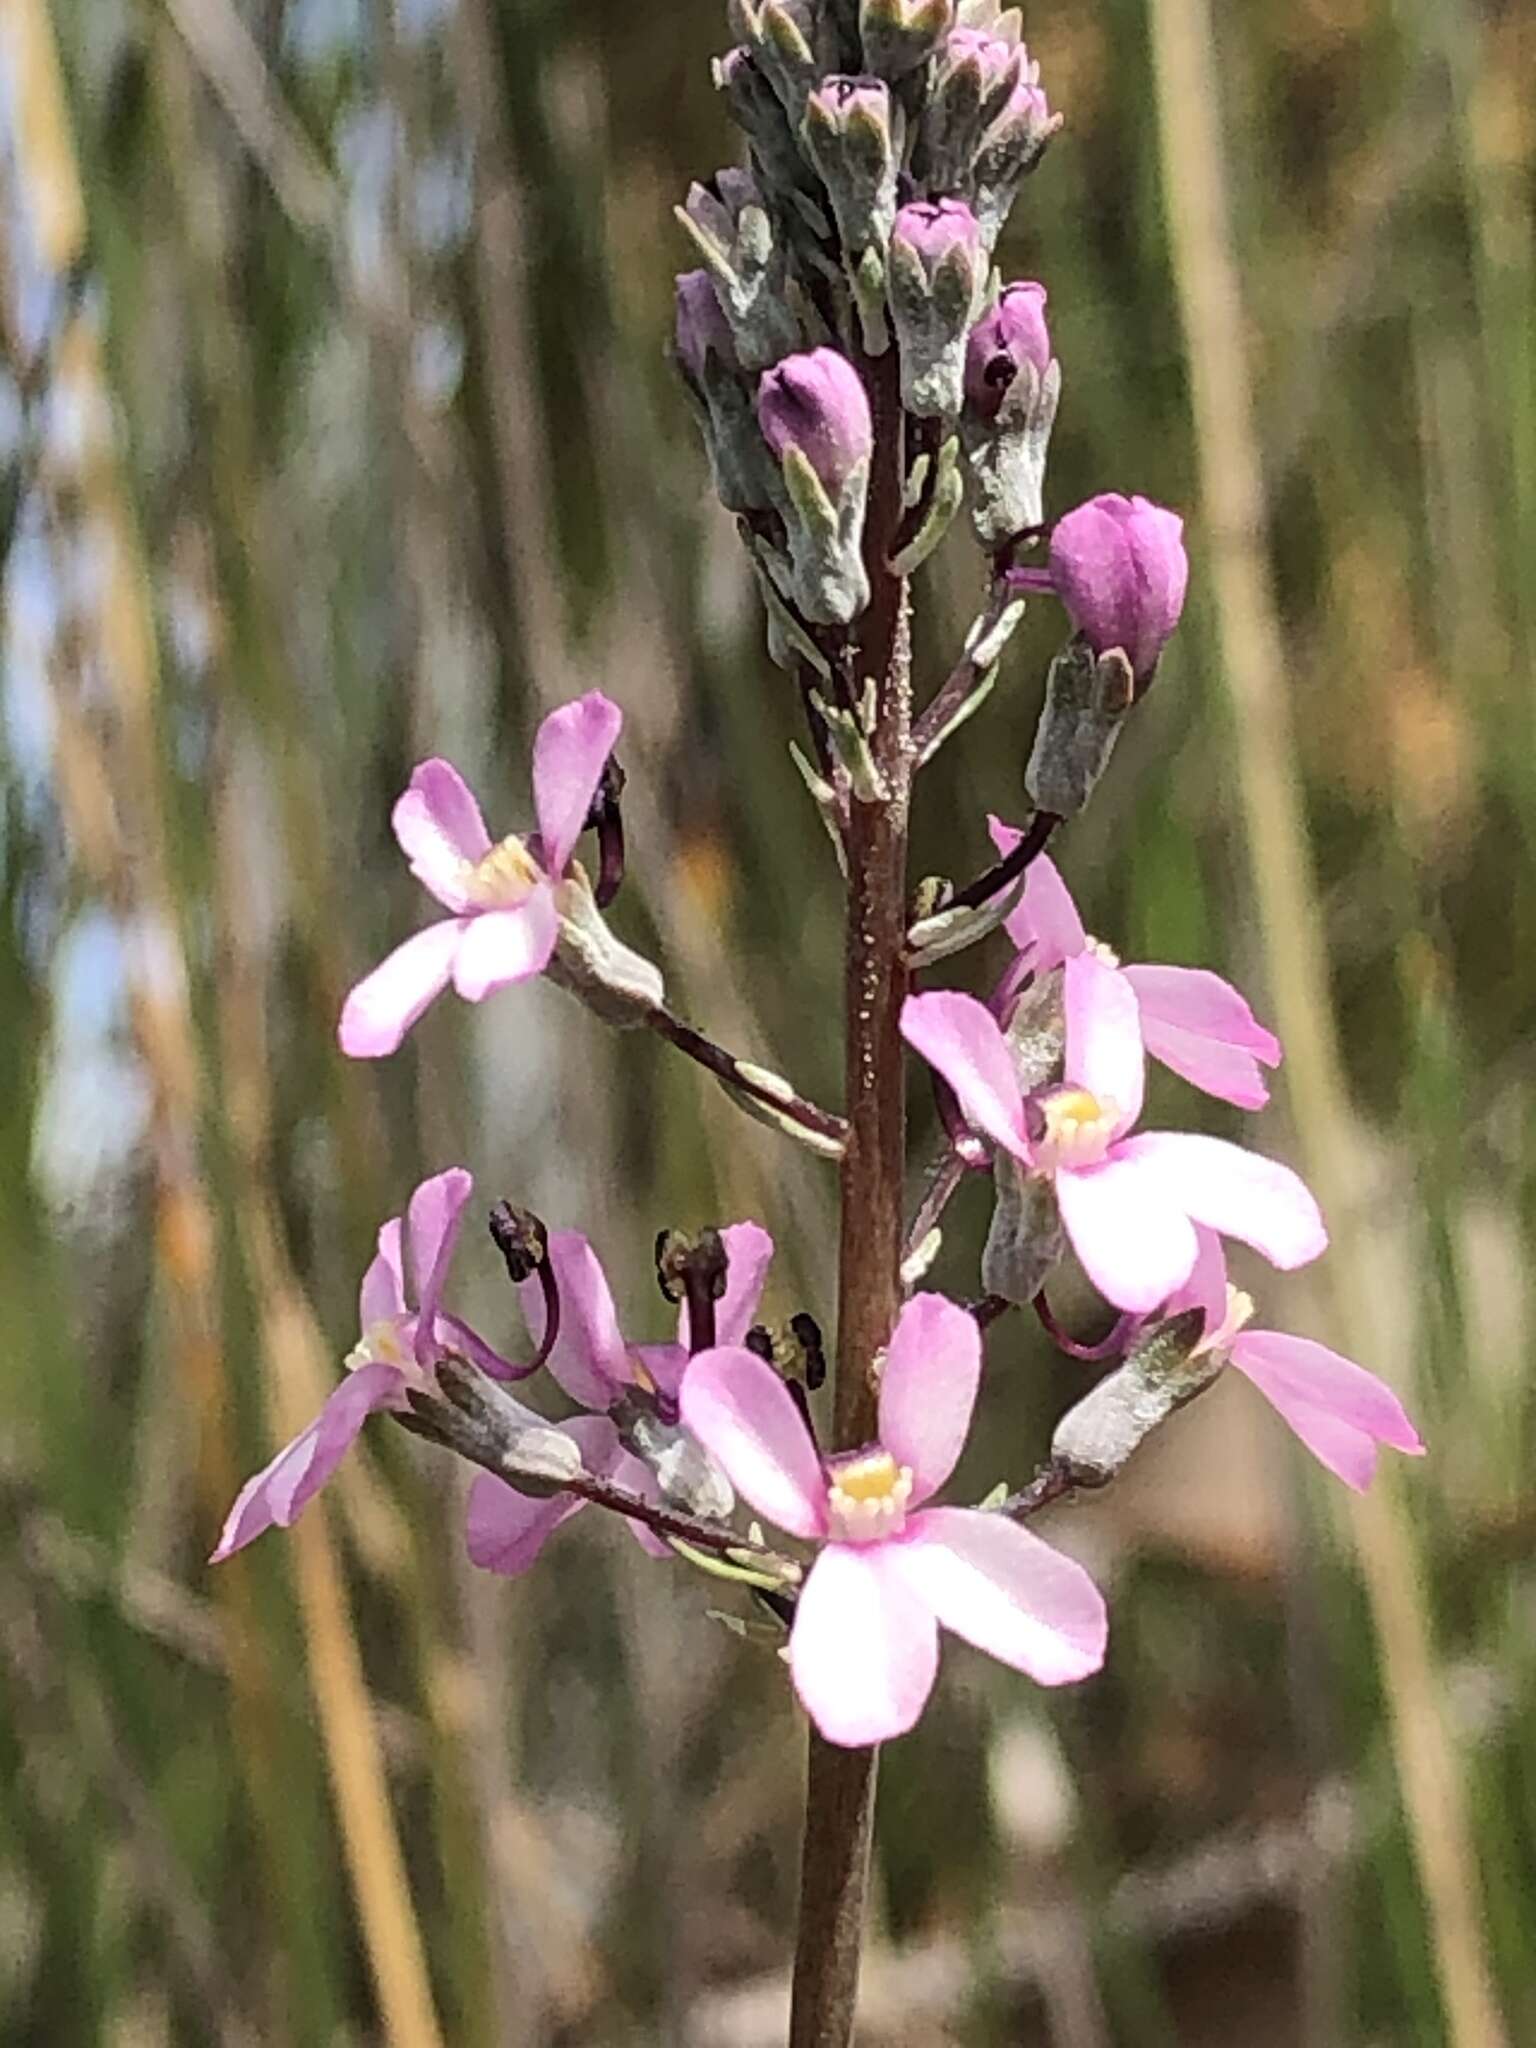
left=1231, top=1330, right=1424, bottom=1491
left=405, top=1167, right=473, bottom=1353
left=878, top=1293, right=981, bottom=1506
left=789, top=1543, right=940, bottom=1746
left=464, top=1417, right=620, bottom=1575
left=1122, top=964, right=1280, bottom=1064
left=1161, top=1223, right=1228, bottom=1330
left=210, top=1362, right=404, bottom=1561
left=1063, top=952, right=1144, bottom=1131
left=1136, top=1018, right=1273, bottom=1110
left=900, top=991, right=1029, bottom=1161
left=632, top=1341, right=689, bottom=1403
left=891, top=1508, right=1107, bottom=1686
left=531, top=692, right=623, bottom=876
left=610, top=1445, right=675, bottom=1558
left=694, top=1220, right=775, bottom=1348
left=466, top=1473, right=589, bottom=1577
left=1054, top=1150, right=1199, bottom=1312
left=520, top=1232, right=631, bottom=1409
left=358, top=1216, right=406, bottom=1330
left=679, top=1346, right=828, bottom=1540
left=392, top=759, right=491, bottom=910
left=338, top=919, right=465, bottom=1058
left=450, top=894, right=559, bottom=1002
left=1111, top=1132, right=1327, bottom=1272
left=987, top=824, right=1085, bottom=968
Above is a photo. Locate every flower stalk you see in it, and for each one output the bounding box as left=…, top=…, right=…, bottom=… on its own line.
left=787, top=331, right=910, bottom=2048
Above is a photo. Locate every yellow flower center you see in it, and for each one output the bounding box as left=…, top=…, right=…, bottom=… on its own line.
left=1194, top=1283, right=1255, bottom=1358
left=826, top=1450, right=914, bottom=1544
left=1036, top=1087, right=1119, bottom=1170
left=459, top=832, right=540, bottom=910
left=346, top=1316, right=411, bottom=1374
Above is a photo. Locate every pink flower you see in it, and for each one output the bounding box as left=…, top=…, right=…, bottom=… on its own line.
left=338, top=691, right=623, bottom=1058
left=1166, top=1230, right=1424, bottom=1491
left=989, top=821, right=1282, bottom=1110
left=901, top=956, right=1326, bottom=1314
left=212, top=1169, right=497, bottom=1560
left=466, top=1221, right=773, bottom=1576
left=681, top=1293, right=1106, bottom=1746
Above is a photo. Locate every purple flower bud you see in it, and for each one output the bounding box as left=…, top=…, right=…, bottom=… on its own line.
left=1048, top=493, right=1190, bottom=680
left=992, top=70, right=1053, bottom=141
left=804, top=71, right=891, bottom=131
left=674, top=270, right=738, bottom=384
left=890, top=197, right=981, bottom=278
left=943, top=26, right=1020, bottom=96
left=757, top=348, right=872, bottom=499
left=860, top=0, right=955, bottom=80
left=964, top=281, right=1050, bottom=418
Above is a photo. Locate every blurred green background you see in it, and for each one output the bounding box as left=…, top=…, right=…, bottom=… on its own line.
left=2, top=0, right=1532, bottom=2042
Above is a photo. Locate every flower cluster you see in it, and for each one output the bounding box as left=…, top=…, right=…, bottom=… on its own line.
left=213, top=0, right=1423, bottom=1771
left=675, top=0, right=1186, bottom=690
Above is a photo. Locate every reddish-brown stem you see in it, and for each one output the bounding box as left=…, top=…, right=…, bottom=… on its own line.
left=789, top=346, right=910, bottom=2048
left=645, top=1005, right=848, bottom=1151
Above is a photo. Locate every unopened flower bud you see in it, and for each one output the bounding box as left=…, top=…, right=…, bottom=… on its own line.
left=965, top=281, right=1050, bottom=417
left=757, top=349, right=873, bottom=623
left=715, top=46, right=812, bottom=203
left=672, top=272, right=779, bottom=514
left=972, top=61, right=1059, bottom=247
left=1047, top=493, right=1189, bottom=684
left=800, top=74, right=901, bottom=259
left=678, top=174, right=802, bottom=371
left=915, top=26, right=1022, bottom=193
left=729, top=0, right=819, bottom=123
left=759, top=346, right=872, bottom=497
left=960, top=281, right=1059, bottom=543
left=886, top=198, right=985, bottom=417
left=859, top=0, right=954, bottom=80
left=674, top=268, right=737, bottom=385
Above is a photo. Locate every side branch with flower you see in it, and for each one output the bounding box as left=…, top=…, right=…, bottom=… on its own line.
left=213, top=5, right=1424, bottom=2043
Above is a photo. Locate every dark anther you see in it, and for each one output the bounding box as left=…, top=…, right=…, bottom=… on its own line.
left=488, top=1202, right=561, bottom=1375
left=489, top=1201, right=547, bottom=1284
left=745, top=1324, right=777, bottom=1363
left=656, top=1227, right=729, bottom=1353
left=585, top=755, right=627, bottom=909
left=789, top=1311, right=826, bottom=1390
